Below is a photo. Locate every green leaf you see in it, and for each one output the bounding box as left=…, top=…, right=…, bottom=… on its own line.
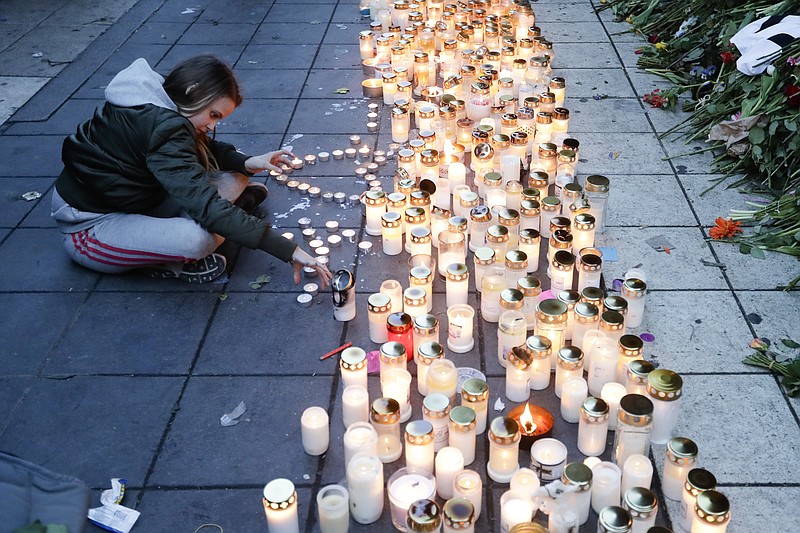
left=781, top=339, right=800, bottom=349
left=739, top=243, right=752, bottom=255
left=769, top=121, right=779, bottom=136
left=218, top=293, right=228, bottom=301
left=785, top=119, right=798, bottom=132
left=752, top=145, right=763, bottom=157
left=794, top=231, right=800, bottom=242
left=255, top=274, right=272, bottom=284
left=249, top=281, right=263, bottom=290
left=333, top=88, right=350, bottom=94
left=748, top=127, right=765, bottom=144
left=749, top=246, right=766, bottom=260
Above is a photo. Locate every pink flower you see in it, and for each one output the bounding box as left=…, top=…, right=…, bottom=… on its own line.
left=788, top=57, right=800, bottom=66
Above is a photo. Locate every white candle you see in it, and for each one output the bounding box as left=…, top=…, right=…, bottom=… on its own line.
left=380, top=280, right=404, bottom=318
left=500, top=490, right=534, bottom=533
left=342, top=385, right=369, bottom=429
left=509, top=468, right=541, bottom=500
left=316, top=485, right=349, bottom=533
left=662, top=437, right=698, bottom=501
left=387, top=468, right=437, bottom=530
left=487, top=417, right=521, bottom=483
left=301, top=406, right=329, bottom=456
left=449, top=162, right=467, bottom=193
left=346, top=453, right=384, bottom=524
left=416, top=341, right=443, bottom=396
left=446, top=303, right=475, bottom=353
left=681, top=469, right=718, bottom=532
left=368, top=293, right=392, bottom=344
left=577, top=397, right=609, bottom=457
left=343, top=422, right=378, bottom=468
left=560, top=376, right=588, bottom=423
left=435, top=446, right=465, bottom=499
left=526, top=335, right=552, bottom=391
left=691, top=490, right=730, bottom=533
left=587, top=337, right=619, bottom=397
left=446, top=263, right=470, bottom=307
left=423, top=393, right=451, bottom=452
left=460, top=378, right=489, bottom=436
left=364, top=191, right=386, bottom=236
left=453, top=470, right=483, bottom=520
left=382, top=212, right=404, bottom=255
left=381, top=368, right=413, bottom=422
left=561, top=463, right=593, bottom=525
left=591, top=461, right=622, bottom=514
left=500, top=155, right=521, bottom=187
left=340, top=347, right=368, bottom=391
left=427, top=358, right=458, bottom=403
left=448, top=405, right=478, bottom=465
left=505, top=347, right=531, bottom=402
left=647, top=369, right=683, bottom=445
left=601, top=382, right=628, bottom=431
left=529, top=438, right=568, bottom=482
left=405, top=420, right=435, bottom=474
left=263, top=479, right=299, bottom=533
left=621, top=454, right=653, bottom=495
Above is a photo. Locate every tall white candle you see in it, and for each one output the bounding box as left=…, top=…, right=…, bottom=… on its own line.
left=680, top=469, right=718, bottom=533
left=577, top=397, right=609, bottom=457
left=487, top=417, right=522, bottom=483
left=591, top=461, right=622, bottom=514
left=449, top=162, right=467, bottom=194
left=340, top=346, right=368, bottom=390
left=560, top=376, right=588, bottom=423
left=446, top=263, right=470, bottom=307
left=561, top=462, right=593, bottom=525
left=587, top=337, right=619, bottom=397
left=343, top=422, right=378, bottom=468
left=662, top=437, right=698, bottom=501
left=427, top=358, right=458, bottom=403
left=435, top=446, right=465, bottom=499
left=301, top=406, right=329, bottom=456
left=526, top=335, right=552, bottom=391
left=621, top=454, right=653, bottom=495
left=448, top=405, right=478, bottom=465
left=263, top=478, right=299, bottom=533
left=346, top=453, right=384, bottom=524
left=500, top=155, right=521, bottom=187
left=691, top=490, right=730, bottom=533
left=647, top=369, right=683, bottom=445
left=529, top=438, right=568, bottom=482
left=601, top=382, right=628, bottom=431
left=316, top=485, right=349, bottom=533
left=380, top=280, right=404, bottom=318
left=447, top=303, right=475, bottom=353
left=387, top=468, right=437, bottom=530
left=405, top=420, right=436, bottom=474
left=342, top=385, right=369, bottom=429
left=453, top=470, right=483, bottom=520
left=505, top=346, right=531, bottom=402
left=500, top=490, right=534, bottom=533
left=381, top=368, right=413, bottom=422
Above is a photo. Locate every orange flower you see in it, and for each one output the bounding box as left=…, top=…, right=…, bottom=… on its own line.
left=709, top=217, right=743, bottom=239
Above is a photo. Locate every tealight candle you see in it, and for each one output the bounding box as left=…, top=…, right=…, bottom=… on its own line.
left=453, top=470, right=483, bottom=520
left=446, top=303, right=475, bottom=354
left=381, top=368, right=413, bottom=423
left=500, top=490, right=534, bottom=532
left=577, top=397, right=609, bottom=457
left=663, top=437, right=699, bottom=501
left=423, top=393, right=451, bottom=452
left=448, top=405, right=478, bottom=465
left=601, top=382, right=628, bottom=431
left=530, top=438, right=568, bottom=483
left=263, top=478, right=299, bottom=533
left=301, top=406, right=329, bottom=456
left=387, top=467, right=437, bottom=530
left=316, top=484, right=349, bottom=533
left=346, top=452, right=384, bottom=524
left=591, top=461, right=623, bottom=514
left=435, top=446, right=465, bottom=499
left=342, top=385, right=370, bottom=429
left=560, top=376, right=588, bottom=423
left=427, top=358, right=458, bottom=403
left=340, top=347, right=368, bottom=390
left=487, top=416, right=521, bottom=483
left=405, top=420, right=435, bottom=474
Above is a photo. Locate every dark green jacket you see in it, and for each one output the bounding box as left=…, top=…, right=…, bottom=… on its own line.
left=56, top=102, right=295, bottom=262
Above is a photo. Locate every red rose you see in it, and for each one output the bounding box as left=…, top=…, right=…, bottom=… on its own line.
left=785, top=84, right=800, bottom=108
left=720, top=51, right=735, bottom=64
left=647, top=34, right=660, bottom=44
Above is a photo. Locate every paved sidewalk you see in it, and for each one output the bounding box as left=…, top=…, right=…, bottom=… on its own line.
left=0, top=0, right=798, bottom=532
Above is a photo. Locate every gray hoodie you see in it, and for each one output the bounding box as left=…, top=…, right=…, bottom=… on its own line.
left=104, top=58, right=177, bottom=110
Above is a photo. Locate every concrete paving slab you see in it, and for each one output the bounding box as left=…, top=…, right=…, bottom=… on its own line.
left=235, top=69, right=308, bottom=100
left=614, top=42, right=643, bottom=68
left=289, top=98, right=372, bottom=134
left=4, top=99, right=102, bottom=135
left=198, top=0, right=273, bottom=25
left=39, top=0, right=137, bottom=27
left=238, top=44, right=320, bottom=70
left=303, top=69, right=369, bottom=100
left=155, top=44, right=247, bottom=72
left=603, top=20, right=645, bottom=43
left=709, top=242, right=800, bottom=291
left=218, top=98, right=294, bottom=134
left=678, top=174, right=755, bottom=228
left=20, top=188, right=59, bottom=227
left=177, top=22, right=258, bottom=46
left=538, top=20, right=611, bottom=43
left=604, top=174, right=696, bottom=227
left=0, top=228, right=99, bottom=291
left=675, top=374, right=800, bottom=484
left=0, top=24, right=29, bottom=53
left=147, top=0, right=209, bottom=23
left=0, top=378, right=32, bottom=432
left=546, top=42, right=622, bottom=69
left=0, top=376, right=183, bottom=486
left=660, top=134, right=723, bottom=175
left=571, top=132, right=673, bottom=174
left=331, top=4, right=371, bottom=23
left=567, top=97, right=651, bottom=133
left=126, top=21, right=193, bottom=44
left=266, top=3, right=336, bottom=23
left=149, top=376, right=332, bottom=486
left=322, top=22, right=369, bottom=46
left=0, top=177, right=52, bottom=227
left=0, top=26, right=105, bottom=77
left=735, top=291, right=800, bottom=345
left=533, top=2, right=603, bottom=22
left=44, top=292, right=217, bottom=376
left=632, top=290, right=755, bottom=373
left=71, top=43, right=171, bottom=100
left=0, top=76, right=50, bottom=125
left=0, top=293, right=86, bottom=375
left=313, top=44, right=363, bottom=69
left=271, top=132, right=379, bottom=165
left=594, top=227, right=729, bottom=290
left=212, top=133, right=284, bottom=160
left=262, top=177, right=365, bottom=226
left=253, top=23, right=326, bottom=45
left=550, top=68, right=637, bottom=98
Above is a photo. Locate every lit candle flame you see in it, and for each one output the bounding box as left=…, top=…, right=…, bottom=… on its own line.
left=519, top=403, right=537, bottom=435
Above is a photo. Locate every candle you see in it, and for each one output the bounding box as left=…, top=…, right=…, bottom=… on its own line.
left=572, top=302, right=599, bottom=353
left=613, top=394, right=654, bottom=467
left=368, top=293, right=392, bottom=344
left=316, top=484, right=349, bottom=533
left=386, top=312, right=414, bottom=359
left=577, top=253, right=602, bottom=292
left=530, top=437, right=568, bottom=483
left=577, top=397, right=609, bottom=457
left=445, top=263, right=470, bottom=307
left=301, top=406, right=329, bottom=456
left=423, top=393, right=451, bottom=452
left=359, top=30, right=375, bottom=60
left=342, top=385, right=369, bottom=429
left=591, top=461, right=623, bottom=514
left=448, top=405, right=478, bottom=465
left=407, top=499, right=442, bottom=533
left=380, top=280, right=404, bottom=319
left=616, top=335, right=644, bottom=384
left=364, top=190, right=387, bottom=236
left=622, top=486, right=658, bottom=533
left=499, top=490, right=534, bottom=532
left=647, top=369, right=683, bottom=445
left=379, top=341, right=407, bottom=378
left=560, top=376, right=588, bottom=423
left=427, top=358, right=458, bottom=403
left=446, top=303, right=475, bottom=354
left=387, top=467, right=437, bottom=530
left=435, top=446, right=465, bottom=499
left=621, top=454, right=653, bottom=495
left=501, top=154, right=521, bottom=187
left=680, top=469, right=717, bottom=532
left=601, top=382, right=628, bottom=431
left=448, top=162, right=467, bottom=194
left=480, top=266, right=506, bottom=322
left=536, top=299, right=568, bottom=365
left=442, top=497, right=475, bottom=533
left=416, top=341, right=444, bottom=396
left=346, top=452, right=384, bottom=524
left=506, top=346, right=532, bottom=402
left=525, top=335, right=552, bottom=391
left=460, top=378, right=490, bottom=435
left=371, top=397, right=403, bottom=463
left=548, top=502, right=580, bottom=533
left=691, top=490, right=730, bottom=533
left=405, top=420, right=436, bottom=474
left=598, top=506, right=632, bottom=533
left=403, top=286, right=428, bottom=320
left=340, top=346, right=368, bottom=390
left=343, top=422, right=378, bottom=468
left=587, top=337, right=619, bottom=397
left=438, top=229, right=467, bottom=277
left=555, top=346, right=584, bottom=398
left=262, top=478, right=299, bottom=533
left=381, top=368, right=413, bottom=423
left=561, top=462, right=593, bottom=525
left=626, top=359, right=655, bottom=396
left=487, top=416, right=521, bottom=483
left=453, top=470, right=483, bottom=520
left=509, top=468, right=541, bottom=500
left=391, top=106, right=410, bottom=143
left=663, top=437, right=699, bottom=501
left=382, top=212, right=404, bottom=255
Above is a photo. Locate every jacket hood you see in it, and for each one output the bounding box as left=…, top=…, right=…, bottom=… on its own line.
left=104, top=58, right=177, bottom=111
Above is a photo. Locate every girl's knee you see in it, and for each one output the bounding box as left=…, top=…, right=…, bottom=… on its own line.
left=183, top=229, right=224, bottom=259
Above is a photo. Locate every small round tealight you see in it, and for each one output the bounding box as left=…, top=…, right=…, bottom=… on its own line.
left=303, top=283, right=319, bottom=296
left=297, top=183, right=311, bottom=195
left=368, top=102, right=379, bottom=112
left=366, top=162, right=379, bottom=173
left=325, top=221, right=340, bottom=233
left=322, top=192, right=334, bottom=203
left=303, top=266, right=317, bottom=278
left=297, top=293, right=313, bottom=307
left=334, top=192, right=347, bottom=204
left=302, top=228, right=317, bottom=241
left=291, top=158, right=304, bottom=170
left=358, top=146, right=371, bottom=158
left=366, top=112, right=379, bottom=121
left=349, top=194, right=362, bottom=205
left=275, top=174, right=289, bottom=185
left=374, top=155, right=387, bottom=166
left=309, top=239, right=325, bottom=250
left=304, top=154, right=317, bottom=165
left=342, top=229, right=357, bottom=242
left=345, top=148, right=357, bottom=159
left=369, top=179, right=383, bottom=189
left=318, top=151, right=330, bottom=162
left=308, top=186, right=321, bottom=198
left=269, top=169, right=282, bottom=178
left=327, top=235, right=342, bottom=247
left=358, top=241, right=373, bottom=251
left=298, top=217, right=313, bottom=229
left=281, top=232, right=295, bottom=242
left=332, top=149, right=344, bottom=160
left=350, top=135, right=362, bottom=146
left=286, top=180, right=300, bottom=191
left=380, top=148, right=393, bottom=158
left=281, top=165, right=293, bottom=175
left=316, top=246, right=330, bottom=257
left=355, top=167, right=368, bottom=179
left=366, top=121, right=379, bottom=132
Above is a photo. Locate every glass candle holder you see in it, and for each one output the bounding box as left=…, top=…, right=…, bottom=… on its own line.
left=447, top=303, right=475, bottom=353
left=340, top=346, right=368, bottom=390
left=560, top=376, right=588, bottom=423
left=663, top=437, right=699, bottom=501
left=443, top=497, right=475, bottom=533
left=388, top=467, right=437, bottom=530
left=622, top=486, right=658, bottom=532
left=263, top=478, right=299, bottom=533
left=616, top=334, right=644, bottom=384
left=360, top=30, right=376, bottom=60
left=555, top=346, right=584, bottom=398
left=486, top=224, right=510, bottom=260
left=381, top=279, right=404, bottom=317
left=557, top=289, right=580, bottom=342
left=554, top=149, right=576, bottom=200
left=404, top=419, right=435, bottom=474
left=592, top=461, right=623, bottom=514
left=368, top=293, right=393, bottom=344
left=392, top=106, right=411, bottom=143
left=622, top=278, right=647, bottom=329
left=387, top=312, right=414, bottom=359
left=680, top=469, right=718, bottom=533
left=487, top=416, right=521, bottom=483
left=413, top=314, right=438, bottom=359
left=578, top=397, right=609, bottom=457
left=516, top=276, right=541, bottom=328
left=561, top=462, right=593, bottom=525
left=371, top=397, right=403, bottom=462
left=364, top=190, right=387, bottom=236
left=528, top=171, right=549, bottom=199
left=382, top=367, right=413, bottom=423
left=585, top=175, right=610, bottom=233
left=613, top=394, right=654, bottom=467
left=506, top=346, right=532, bottom=402
left=497, top=287, right=527, bottom=366
left=621, top=454, right=653, bottom=496
left=453, top=470, right=483, bottom=520
left=405, top=207, right=428, bottom=253
left=598, top=506, right=632, bottom=533
left=550, top=250, right=575, bottom=293
left=504, top=250, right=528, bottom=289
left=346, top=452, right=384, bottom=524
left=428, top=358, right=458, bottom=403
left=534, top=112, right=552, bottom=143
left=572, top=302, right=599, bottom=349
left=380, top=340, right=408, bottom=378
left=404, top=286, right=428, bottom=320
left=601, top=382, right=628, bottom=432
left=423, top=392, right=451, bottom=452
left=571, top=212, right=596, bottom=254
left=430, top=206, right=450, bottom=249
left=469, top=205, right=492, bottom=253
left=500, top=490, right=534, bottom=533
left=587, top=337, right=619, bottom=397
left=460, top=377, right=489, bottom=435
left=536, top=298, right=568, bottom=364
left=523, top=335, right=551, bottom=391
left=449, top=405, right=478, bottom=465
left=409, top=266, right=434, bottom=312
left=518, top=227, right=540, bottom=273
left=316, top=484, right=349, bottom=533
left=647, top=369, right=683, bottom=445
left=692, top=490, right=730, bottom=533
left=626, top=359, right=656, bottom=396
left=343, top=384, right=370, bottom=429
left=530, top=437, right=568, bottom=483
left=438, top=229, right=467, bottom=277
left=473, top=246, right=496, bottom=292
left=382, top=212, right=404, bottom=256
left=577, top=253, right=602, bottom=291
left=538, top=196, right=560, bottom=239
left=445, top=263, right=470, bottom=307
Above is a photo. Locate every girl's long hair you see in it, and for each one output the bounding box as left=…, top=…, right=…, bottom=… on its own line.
left=163, top=55, right=242, bottom=170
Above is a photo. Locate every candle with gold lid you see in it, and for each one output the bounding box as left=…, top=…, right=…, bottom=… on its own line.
left=626, top=359, right=655, bottom=396
left=371, top=397, right=402, bottom=462
left=461, top=378, right=489, bottom=435
left=519, top=199, right=540, bottom=233
left=585, top=174, right=610, bottom=233
left=486, top=224, right=510, bottom=259
left=547, top=228, right=573, bottom=268
left=536, top=298, right=568, bottom=364
left=504, top=250, right=528, bottom=289
left=622, top=486, right=658, bottom=532
left=613, top=394, right=654, bottom=466
left=473, top=246, right=495, bottom=293
left=528, top=170, right=549, bottom=199
left=622, top=278, right=647, bottom=329
left=578, top=397, right=609, bottom=457
left=379, top=340, right=408, bottom=379
left=404, top=286, right=428, bottom=320
left=368, top=293, right=393, bottom=344
left=263, top=478, right=299, bottom=533
left=452, top=470, right=483, bottom=520
left=483, top=171, right=505, bottom=208
left=469, top=205, right=492, bottom=251
left=616, top=334, right=644, bottom=383
left=364, top=190, right=387, bottom=237
left=555, top=346, right=584, bottom=398
left=516, top=276, right=541, bottom=328
left=506, top=346, right=532, bottom=402
left=663, top=437, right=699, bottom=501
left=423, top=392, right=451, bottom=452
left=550, top=250, right=575, bottom=293
left=577, top=252, right=602, bottom=291
left=598, top=506, right=632, bottom=533
left=680, top=469, right=717, bottom=532
left=445, top=262, right=469, bottom=307
left=449, top=405, right=478, bottom=465
left=409, top=227, right=433, bottom=257
left=647, top=369, right=683, bottom=445
left=487, top=416, right=522, bottom=483
left=405, top=420, right=436, bottom=474
left=600, top=309, right=626, bottom=345
left=692, top=489, right=729, bottom=533
left=410, top=265, right=434, bottom=312
left=443, top=497, right=475, bottom=533
left=456, top=190, right=478, bottom=220
left=340, top=346, right=368, bottom=390
left=539, top=196, right=560, bottom=238
left=573, top=301, right=599, bottom=349
left=561, top=462, right=594, bottom=525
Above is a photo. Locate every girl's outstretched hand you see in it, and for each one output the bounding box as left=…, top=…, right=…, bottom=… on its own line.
left=245, top=149, right=296, bottom=174
left=290, top=246, right=333, bottom=289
